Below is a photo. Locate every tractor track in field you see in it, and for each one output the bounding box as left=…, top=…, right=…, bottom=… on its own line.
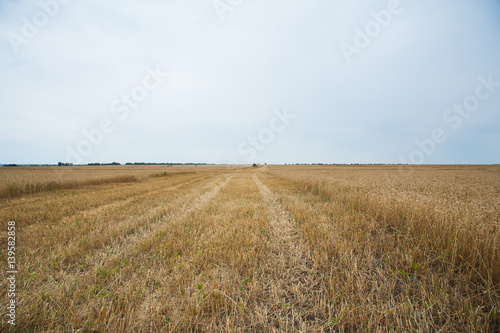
left=6, top=175, right=206, bottom=256
left=253, top=173, right=313, bottom=271
left=21, top=173, right=208, bottom=233
left=63, top=175, right=215, bottom=265
left=15, top=174, right=212, bottom=280
left=134, top=174, right=235, bottom=326
left=20, top=176, right=207, bottom=255
left=24, top=174, right=235, bottom=326
left=19, top=174, right=217, bottom=285
left=99, top=173, right=234, bottom=270
left=252, top=173, right=321, bottom=325
left=54, top=174, right=229, bottom=273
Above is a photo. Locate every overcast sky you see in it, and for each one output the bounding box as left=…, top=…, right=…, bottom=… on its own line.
left=1, top=0, right=499, bottom=165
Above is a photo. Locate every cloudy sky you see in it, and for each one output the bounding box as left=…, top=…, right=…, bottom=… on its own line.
left=1, top=0, right=499, bottom=165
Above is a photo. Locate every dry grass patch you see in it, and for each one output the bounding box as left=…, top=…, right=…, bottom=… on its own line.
left=1, top=165, right=498, bottom=332
left=261, top=166, right=500, bottom=331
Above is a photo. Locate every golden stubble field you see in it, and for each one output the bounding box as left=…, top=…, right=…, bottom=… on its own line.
left=0, top=164, right=499, bottom=332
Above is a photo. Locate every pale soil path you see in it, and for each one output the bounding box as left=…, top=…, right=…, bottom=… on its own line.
left=253, top=173, right=312, bottom=270
left=252, top=173, right=324, bottom=330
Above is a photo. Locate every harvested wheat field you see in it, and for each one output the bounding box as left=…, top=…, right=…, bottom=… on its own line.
left=1, top=165, right=499, bottom=332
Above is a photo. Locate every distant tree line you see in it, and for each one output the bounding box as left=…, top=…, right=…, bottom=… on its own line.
left=125, top=162, right=209, bottom=166
left=88, top=162, right=121, bottom=166
left=50, top=162, right=213, bottom=167
left=284, top=163, right=402, bottom=166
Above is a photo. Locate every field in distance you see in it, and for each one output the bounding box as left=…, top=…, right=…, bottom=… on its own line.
left=1, top=165, right=499, bottom=332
